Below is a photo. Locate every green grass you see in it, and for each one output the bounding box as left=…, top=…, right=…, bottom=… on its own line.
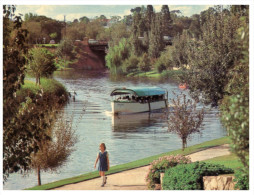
left=55, top=58, right=77, bottom=70
left=37, top=44, right=59, bottom=48
left=16, top=78, right=68, bottom=104
left=127, top=69, right=184, bottom=81
left=26, top=136, right=231, bottom=190
left=203, top=153, right=243, bottom=170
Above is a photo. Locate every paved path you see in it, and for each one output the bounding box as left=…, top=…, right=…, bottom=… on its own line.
left=54, top=144, right=230, bottom=190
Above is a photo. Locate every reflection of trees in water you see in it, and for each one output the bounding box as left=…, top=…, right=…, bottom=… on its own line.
left=112, top=111, right=168, bottom=132
left=53, top=70, right=108, bottom=80
left=109, top=74, right=174, bottom=84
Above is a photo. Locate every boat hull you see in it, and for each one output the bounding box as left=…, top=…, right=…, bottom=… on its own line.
left=111, top=100, right=168, bottom=114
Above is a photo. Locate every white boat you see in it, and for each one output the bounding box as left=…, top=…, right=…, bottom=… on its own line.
left=110, top=87, right=168, bottom=114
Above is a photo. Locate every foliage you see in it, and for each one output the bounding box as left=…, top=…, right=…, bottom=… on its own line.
left=167, top=93, right=204, bottom=151
left=23, top=14, right=63, bottom=44
left=65, top=22, right=86, bottom=41
left=122, top=55, right=140, bottom=74
left=3, top=5, right=30, bottom=179
left=154, top=46, right=174, bottom=73
left=220, top=16, right=249, bottom=187
left=189, top=14, right=201, bottom=39
left=148, top=14, right=164, bottom=58
left=161, top=5, right=172, bottom=36
left=171, top=30, right=190, bottom=68
left=31, top=113, right=78, bottom=185
left=85, top=19, right=104, bottom=39
left=138, top=53, right=151, bottom=72
left=79, top=16, right=90, bottom=23
left=146, top=155, right=191, bottom=190
left=49, top=32, right=57, bottom=39
left=104, top=22, right=130, bottom=46
left=183, top=7, right=241, bottom=106
left=234, top=168, right=249, bottom=190
left=26, top=47, right=56, bottom=85
left=17, top=79, right=69, bottom=105
left=162, top=162, right=234, bottom=190
left=155, top=60, right=166, bottom=73
left=106, top=38, right=131, bottom=74
left=56, top=39, right=76, bottom=60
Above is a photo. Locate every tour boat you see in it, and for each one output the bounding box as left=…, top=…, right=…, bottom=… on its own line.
left=110, top=87, right=168, bottom=114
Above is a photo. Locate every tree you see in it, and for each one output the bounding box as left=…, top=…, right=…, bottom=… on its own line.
left=145, top=5, right=154, bottom=31
left=155, top=46, right=174, bottom=73
left=27, top=47, right=56, bottom=85
left=85, top=19, right=104, bottom=39
left=148, top=14, right=164, bottom=58
left=189, top=14, right=201, bottom=39
left=123, top=14, right=132, bottom=26
left=131, top=12, right=144, bottom=56
left=49, top=32, right=57, bottom=40
left=138, top=53, right=151, bottom=72
left=23, top=15, right=63, bottom=44
left=131, top=7, right=141, bottom=13
left=220, top=16, right=249, bottom=189
left=31, top=113, right=78, bottom=185
left=161, top=5, right=172, bottom=36
left=167, top=93, right=204, bottom=151
left=110, top=15, right=121, bottom=23
left=171, top=30, right=190, bottom=68
left=79, top=16, right=90, bottom=23
left=184, top=7, right=241, bottom=106
left=57, top=39, right=75, bottom=59
left=106, top=38, right=131, bottom=74
left=122, top=55, right=140, bottom=74
left=65, top=22, right=86, bottom=41
left=3, top=5, right=30, bottom=179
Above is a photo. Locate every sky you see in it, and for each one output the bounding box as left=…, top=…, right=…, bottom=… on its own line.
left=15, top=5, right=214, bottom=22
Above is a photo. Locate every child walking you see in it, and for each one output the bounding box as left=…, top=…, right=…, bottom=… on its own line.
left=94, top=143, right=110, bottom=187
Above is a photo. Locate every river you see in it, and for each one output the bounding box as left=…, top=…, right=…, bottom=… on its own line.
left=3, top=70, right=227, bottom=190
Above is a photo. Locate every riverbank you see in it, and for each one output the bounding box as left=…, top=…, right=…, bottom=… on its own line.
left=17, top=78, right=69, bottom=106
left=126, top=69, right=184, bottom=82
left=26, top=136, right=236, bottom=190
left=54, top=144, right=234, bottom=190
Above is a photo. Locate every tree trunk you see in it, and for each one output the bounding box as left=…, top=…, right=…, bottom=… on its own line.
left=36, top=76, right=38, bottom=85
left=37, top=167, right=41, bottom=186
left=182, top=138, right=187, bottom=151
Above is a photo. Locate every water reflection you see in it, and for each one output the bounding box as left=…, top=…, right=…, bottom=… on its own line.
left=112, top=111, right=167, bottom=132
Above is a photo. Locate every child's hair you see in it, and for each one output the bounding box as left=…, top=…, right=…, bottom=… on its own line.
left=100, top=143, right=106, bottom=150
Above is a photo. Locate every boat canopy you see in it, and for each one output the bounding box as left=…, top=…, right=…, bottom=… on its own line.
left=110, top=87, right=166, bottom=97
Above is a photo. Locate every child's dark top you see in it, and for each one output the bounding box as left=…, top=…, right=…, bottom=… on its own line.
left=98, top=151, right=108, bottom=171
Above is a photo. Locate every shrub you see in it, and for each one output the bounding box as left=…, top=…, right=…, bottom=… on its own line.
left=155, top=61, right=167, bottom=73
left=234, top=168, right=249, bottom=190
left=16, top=78, right=69, bottom=106
left=138, top=53, right=151, bottom=72
left=145, top=155, right=191, bottom=190
left=162, top=161, right=234, bottom=190
left=122, top=55, right=139, bottom=74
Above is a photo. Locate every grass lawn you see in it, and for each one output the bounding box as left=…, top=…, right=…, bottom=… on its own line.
left=26, top=136, right=232, bottom=190
left=127, top=70, right=184, bottom=82
left=203, top=153, right=243, bottom=170
left=16, top=78, right=68, bottom=104
left=37, top=44, right=59, bottom=48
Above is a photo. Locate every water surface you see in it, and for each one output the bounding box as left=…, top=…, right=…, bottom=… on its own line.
left=4, top=70, right=227, bottom=190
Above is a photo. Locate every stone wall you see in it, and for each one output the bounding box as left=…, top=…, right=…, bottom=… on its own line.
left=203, top=175, right=236, bottom=190
left=160, top=173, right=236, bottom=190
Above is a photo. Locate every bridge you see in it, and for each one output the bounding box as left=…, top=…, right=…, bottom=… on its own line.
left=87, top=39, right=108, bottom=51
left=72, top=38, right=108, bottom=70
